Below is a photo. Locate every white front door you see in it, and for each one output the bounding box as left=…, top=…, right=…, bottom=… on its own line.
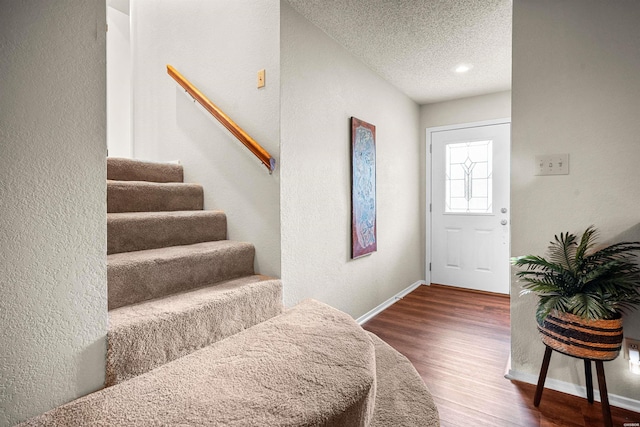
left=430, top=122, right=510, bottom=294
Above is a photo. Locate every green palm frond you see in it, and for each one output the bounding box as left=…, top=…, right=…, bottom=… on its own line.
left=512, top=227, right=640, bottom=321
left=535, top=294, right=570, bottom=323
left=512, top=255, right=563, bottom=271
left=583, top=242, right=640, bottom=265
left=547, top=231, right=578, bottom=271
left=575, top=226, right=598, bottom=264
left=566, top=293, right=613, bottom=320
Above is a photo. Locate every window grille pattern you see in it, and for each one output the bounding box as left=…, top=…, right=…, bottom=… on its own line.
left=445, top=140, right=492, bottom=213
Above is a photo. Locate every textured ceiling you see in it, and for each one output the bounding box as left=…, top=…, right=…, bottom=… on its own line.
left=285, top=0, right=512, bottom=104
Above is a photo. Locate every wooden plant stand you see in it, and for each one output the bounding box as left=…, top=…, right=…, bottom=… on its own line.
left=534, top=345, right=612, bottom=427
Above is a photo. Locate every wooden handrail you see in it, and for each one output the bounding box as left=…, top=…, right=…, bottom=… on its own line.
left=167, top=64, right=276, bottom=173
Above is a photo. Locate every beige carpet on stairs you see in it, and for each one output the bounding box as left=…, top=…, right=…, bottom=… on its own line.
left=19, top=158, right=440, bottom=426
left=107, top=210, right=227, bottom=254
left=107, top=275, right=282, bottom=386
left=20, top=300, right=378, bottom=427
left=107, top=180, right=204, bottom=213
left=107, top=157, right=184, bottom=182
left=104, top=158, right=285, bottom=387
left=20, top=300, right=440, bottom=426
left=369, top=333, right=440, bottom=426
left=107, top=240, right=256, bottom=310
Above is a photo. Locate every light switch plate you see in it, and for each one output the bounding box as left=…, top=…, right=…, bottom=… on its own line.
left=535, top=153, right=569, bottom=175
left=257, top=69, right=265, bottom=88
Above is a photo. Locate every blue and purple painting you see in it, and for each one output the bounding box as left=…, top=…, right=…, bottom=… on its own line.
left=351, top=117, right=377, bottom=258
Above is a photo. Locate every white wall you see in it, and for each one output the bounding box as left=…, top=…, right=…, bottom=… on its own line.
left=107, top=0, right=132, bottom=158
left=420, top=91, right=512, bottom=284
left=510, top=0, right=640, bottom=406
left=0, top=1, right=107, bottom=425
left=281, top=2, right=422, bottom=318
left=420, top=91, right=511, bottom=130
left=131, top=0, right=281, bottom=277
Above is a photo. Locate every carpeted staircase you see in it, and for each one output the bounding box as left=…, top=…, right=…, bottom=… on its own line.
left=19, top=158, right=439, bottom=426
left=105, top=157, right=283, bottom=386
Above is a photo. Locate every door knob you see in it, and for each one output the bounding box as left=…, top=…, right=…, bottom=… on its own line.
left=501, top=219, right=508, bottom=225
left=501, top=208, right=507, bottom=214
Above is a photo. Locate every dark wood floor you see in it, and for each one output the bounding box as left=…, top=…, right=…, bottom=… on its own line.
left=362, top=284, right=640, bottom=427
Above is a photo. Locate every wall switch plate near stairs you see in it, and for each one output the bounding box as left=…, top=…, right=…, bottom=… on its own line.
left=535, top=153, right=569, bottom=175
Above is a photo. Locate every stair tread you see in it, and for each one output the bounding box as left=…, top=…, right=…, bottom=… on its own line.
left=107, top=157, right=183, bottom=183
left=109, top=274, right=276, bottom=327
left=107, top=240, right=252, bottom=264
left=107, top=180, right=204, bottom=213
left=107, top=210, right=227, bottom=254
left=107, top=179, right=201, bottom=187
left=107, top=210, right=224, bottom=220
left=107, top=275, right=283, bottom=386
left=21, top=300, right=377, bottom=427
left=108, top=241, right=255, bottom=310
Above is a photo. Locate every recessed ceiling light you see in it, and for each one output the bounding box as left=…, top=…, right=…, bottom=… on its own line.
left=454, top=64, right=473, bottom=73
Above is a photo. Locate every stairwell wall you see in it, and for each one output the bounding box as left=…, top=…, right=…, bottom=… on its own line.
left=510, top=0, right=640, bottom=405
left=0, top=1, right=107, bottom=425
left=280, top=2, right=423, bottom=318
left=130, top=0, right=281, bottom=277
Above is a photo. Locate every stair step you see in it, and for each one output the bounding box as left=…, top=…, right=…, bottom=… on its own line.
left=107, top=210, right=227, bottom=254
left=20, top=300, right=377, bottom=427
left=107, top=241, right=255, bottom=310
left=106, top=275, right=282, bottom=386
left=368, top=333, right=439, bottom=426
left=107, top=180, right=204, bottom=213
left=107, top=157, right=183, bottom=183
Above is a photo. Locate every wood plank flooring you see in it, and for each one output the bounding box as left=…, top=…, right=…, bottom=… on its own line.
left=362, top=284, right=640, bottom=427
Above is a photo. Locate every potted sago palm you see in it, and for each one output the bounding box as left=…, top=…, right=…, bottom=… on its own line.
left=511, top=226, right=640, bottom=360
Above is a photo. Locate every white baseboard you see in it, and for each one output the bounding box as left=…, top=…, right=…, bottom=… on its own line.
left=506, top=369, right=640, bottom=413
left=356, top=281, right=426, bottom=325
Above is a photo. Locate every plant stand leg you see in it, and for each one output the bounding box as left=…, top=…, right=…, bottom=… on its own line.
left=584, top=359, right=594, bottom=403
left=595, top=361, right=612, bottom=427
left=534, top=346, right=553, bottom=407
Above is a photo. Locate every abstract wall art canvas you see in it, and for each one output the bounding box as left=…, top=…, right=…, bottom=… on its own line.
left=351, top=117, right=377, bottom=259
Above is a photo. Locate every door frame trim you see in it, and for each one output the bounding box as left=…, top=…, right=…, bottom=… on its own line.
left=425, top=118, right=511, bottom=286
